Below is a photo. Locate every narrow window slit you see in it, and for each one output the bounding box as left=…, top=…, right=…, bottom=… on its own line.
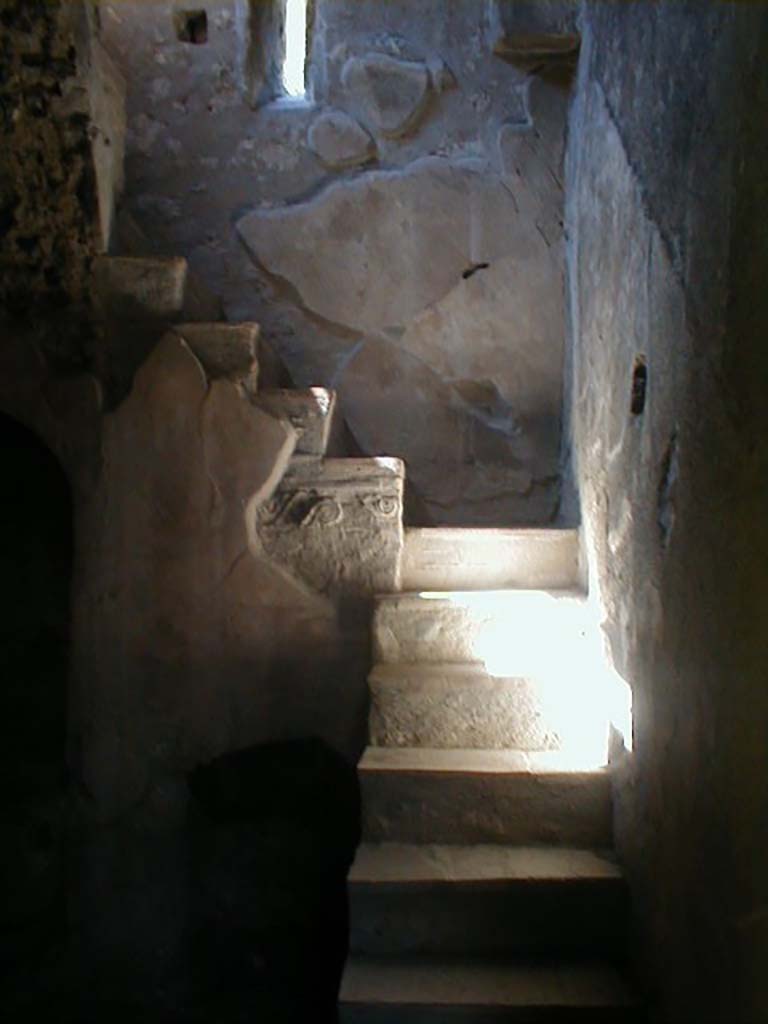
left=282, top=0, right=308, bottom=97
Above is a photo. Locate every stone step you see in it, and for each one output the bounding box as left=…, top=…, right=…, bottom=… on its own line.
left=373, top=590, right=588, bottom=669
left=340, top=957, right=640, bottom=1022
left=92, top=255, right=220, bottom=321
left=369, top=663, right=580, bottom=751
left=255, top=387, right=337, bottom=457
left=172, top=322, right=260, bottom=392
left=359, top=748, right=612, bottom=846
left=93, top=255, right=186, bottom=319
left=401, top=527, right=581, bottom=591
left=349, top=843, right=627, bottom=957
left=91, top=256, right=224, bottom=405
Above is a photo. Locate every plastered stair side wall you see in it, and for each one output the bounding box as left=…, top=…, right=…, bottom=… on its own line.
left=341, top=526, right=639, bottom=1021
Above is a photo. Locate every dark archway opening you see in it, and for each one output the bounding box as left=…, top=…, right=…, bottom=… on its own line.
left=0, top=413, right=73, bottom=970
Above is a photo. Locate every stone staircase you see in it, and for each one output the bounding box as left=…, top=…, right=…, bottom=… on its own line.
left=91, top=254, right=637, bottom=1018
left=340, top=528, right=640, bottom=1021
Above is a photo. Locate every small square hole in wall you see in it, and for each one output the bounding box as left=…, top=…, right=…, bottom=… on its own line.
left=175, top=9, right=208, bottom=44
left=630, top=356, right=648, bottom=416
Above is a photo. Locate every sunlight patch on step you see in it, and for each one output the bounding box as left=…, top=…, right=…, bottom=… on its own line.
left=418, top=589, right=633, bottom=767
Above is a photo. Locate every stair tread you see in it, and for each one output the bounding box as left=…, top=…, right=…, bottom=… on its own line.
left=370, top=662, right=558, bottom=684
left=360, top=747, right=608, bottom=775
left=176, top=319, right=259, bottom=330
left=404, top=527, right=579, bottom=540
left=340, top=956, right=636, bottom=1008
left=284, top=455, right=405, bottom=483
left=400, top=527, right=581, bottom=592
left=379, top=588, right=586, bottom=601
left=258, top=384, right=334, bottom=396
left=350, top=843, right=622, bottom=884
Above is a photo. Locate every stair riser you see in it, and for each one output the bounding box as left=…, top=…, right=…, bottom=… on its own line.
left=340, top=1006, right=642, bottom=1023
left=174, top=322, right=259, bottom=389
left=350, top=882, right=628, bottom=957
left=369, top=674, right=564, bottom=751
left=373, top=596, right=587, bottom=667
left=361, top=771, right=612, bottom=846
left=401, top=529, right=580, bottom=592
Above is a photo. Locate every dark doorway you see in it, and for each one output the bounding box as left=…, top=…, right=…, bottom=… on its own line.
left=0, top=413, right=73, bottom=970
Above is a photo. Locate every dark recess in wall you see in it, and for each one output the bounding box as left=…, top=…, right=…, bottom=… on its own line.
left=175, top=9, right=208, bottom=45
left=0, top=412, right=72, bottom=972
left=630, top=356, right=647, bottom=416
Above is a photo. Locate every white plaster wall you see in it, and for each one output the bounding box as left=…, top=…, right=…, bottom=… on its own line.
left=101, top=0, right=572, bottom=524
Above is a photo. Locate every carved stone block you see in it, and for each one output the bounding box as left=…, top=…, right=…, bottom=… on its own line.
left=255, top=457, right=405, bottom=596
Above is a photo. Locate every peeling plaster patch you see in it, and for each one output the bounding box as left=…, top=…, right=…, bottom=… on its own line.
left=150, top=76, right=173, bottom=102
left=427, top=56, right=457, bottom=93
left=133, top=194, right=183, bottom=224
left=307, top=110, right=375, bottom=169
left=236, top=158, right=528, bottom=334
left=341, top=53, right=430, bottom=138
left=130, top=113, right=164, bottom=155
left=250, top=139, right=302, bottom=172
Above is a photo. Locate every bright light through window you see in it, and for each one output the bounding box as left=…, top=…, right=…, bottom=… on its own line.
left=283, top=0, right=307, bottom=98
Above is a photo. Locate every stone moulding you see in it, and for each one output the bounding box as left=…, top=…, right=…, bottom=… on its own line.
left=493, top=33, right=581, bottom=70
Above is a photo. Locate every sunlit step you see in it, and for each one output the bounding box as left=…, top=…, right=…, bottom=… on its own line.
left=360, top=747, right=612, bottom=846
left=401, top=527, right=581, bottom=591
left=349, top=842, right=627, bottom=957
left=369, top=663, right=609, bottom=752
left=340, top=956, right=640, bottom=1022
left=373, top=589, right=589, bottom=670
